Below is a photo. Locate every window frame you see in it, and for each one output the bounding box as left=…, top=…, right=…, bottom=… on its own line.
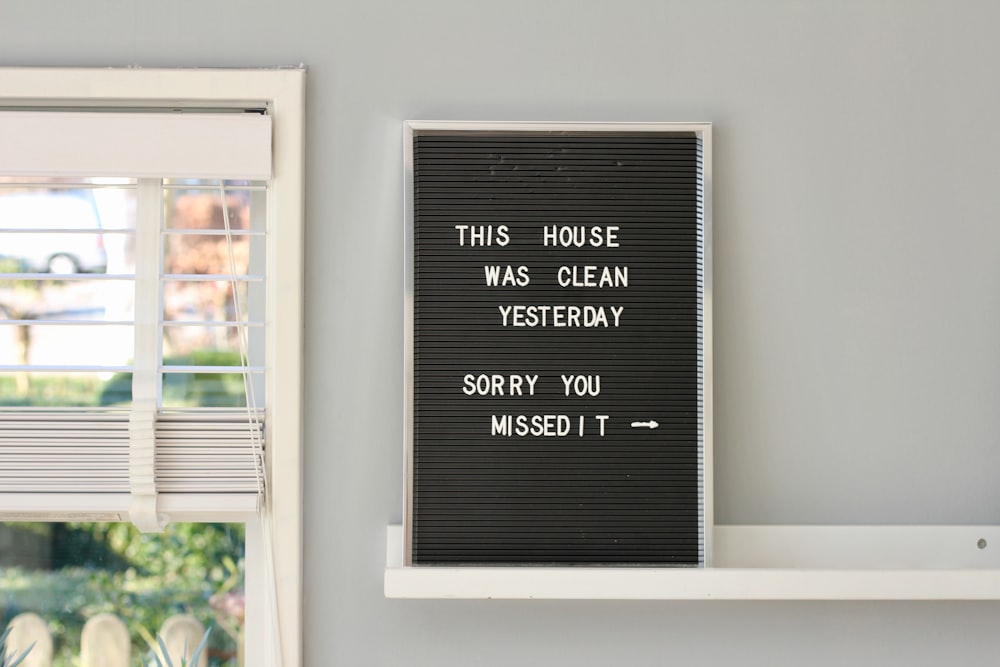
left=0, top=67, right=305, bottom=667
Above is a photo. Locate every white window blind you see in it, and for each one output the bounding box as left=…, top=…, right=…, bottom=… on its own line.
left=0, top=109, right=272, bottom=531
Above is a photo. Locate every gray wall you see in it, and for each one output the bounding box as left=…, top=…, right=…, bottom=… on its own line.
left=4, top=1, right=1000, bottom=664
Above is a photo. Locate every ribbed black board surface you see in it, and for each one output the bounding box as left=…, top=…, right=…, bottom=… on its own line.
left=411, top=131, right=703, bottom=565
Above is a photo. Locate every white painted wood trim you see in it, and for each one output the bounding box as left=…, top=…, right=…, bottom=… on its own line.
left=264, top=67, right=306, bottom=667
left=404, top=120, right=711, bottom=134
left=385, top=525, right=1000, bottom=600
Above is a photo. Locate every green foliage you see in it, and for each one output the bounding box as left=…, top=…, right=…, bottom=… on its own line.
left=0, top=628, right=34, bottom=667
left=0, top=523, right=243, bottom=667
left=93, top=522, right=245, bottom=580
left=0, top=375, right=104, bottom=407
left=0, top=257, right=32, bottom=286
left=0, top=350, right=247, bottom=408
left=100, top=350, right=247, bottom=407
left=142, top=629, right=211, bottom=667
left=0, top=257, right=23, bottom=273
left=49, top=523, right=131, bottom=571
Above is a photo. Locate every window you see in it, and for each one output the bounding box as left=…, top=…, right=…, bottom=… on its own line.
left=0, top=176, right=266, bottom=521
left=0, top=68, right=304, bottom=667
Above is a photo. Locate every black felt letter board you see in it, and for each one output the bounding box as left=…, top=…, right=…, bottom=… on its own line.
left=408, top=126, right=706, bottom=566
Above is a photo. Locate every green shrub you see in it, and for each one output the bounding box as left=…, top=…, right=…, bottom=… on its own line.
left=0, top=349, right=247, bottom=408
left=0, top=375, right=104, bottom=407
left=0, top=522, right=243, bottom=667
left=100, top=350, right=247, bottom=407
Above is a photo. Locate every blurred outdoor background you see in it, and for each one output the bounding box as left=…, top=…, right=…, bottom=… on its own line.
left=1, top=178, right=259, bottom=666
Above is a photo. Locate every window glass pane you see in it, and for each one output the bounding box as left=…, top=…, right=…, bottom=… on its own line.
left=162, top=280, right=257, bottom=354
left=161, top=279, right=255, bottom=345
left=0, top=323, right=133, bottom=367
left=163, top=324, right=262, bottom=358
left=0, top=522, right=244, bottom=667
left=162, top=181, right=263, bottom=234
left=0, top=372, right=112, bottom=407
left=0, top=179, right=136, bottom=407
left=160, top=370, right=258, bottom=408
left=160, top=180, right=265, bottom=411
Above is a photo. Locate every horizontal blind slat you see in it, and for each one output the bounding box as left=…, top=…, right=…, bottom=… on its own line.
left=0, top=409, right=263, bottom=497
left=155, top=412, right=263, bottom=494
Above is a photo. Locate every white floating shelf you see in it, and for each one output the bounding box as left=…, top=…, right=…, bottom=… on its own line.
left=384, top=525, right=1000, bottom=600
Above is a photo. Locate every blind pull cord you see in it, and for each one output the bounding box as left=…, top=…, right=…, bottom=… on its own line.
left=220, top=182, right=283, bottom=667
left=219, top=182, right=266, bottom=498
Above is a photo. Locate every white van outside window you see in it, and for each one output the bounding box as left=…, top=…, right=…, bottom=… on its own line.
left=0, top=190, right=108, bottom=274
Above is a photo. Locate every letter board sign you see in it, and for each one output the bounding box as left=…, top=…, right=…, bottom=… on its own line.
left=405, top=121, right=710, bottom=566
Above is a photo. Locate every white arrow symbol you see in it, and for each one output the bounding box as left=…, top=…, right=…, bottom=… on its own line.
left=630, top=420, right=659, bottom=429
